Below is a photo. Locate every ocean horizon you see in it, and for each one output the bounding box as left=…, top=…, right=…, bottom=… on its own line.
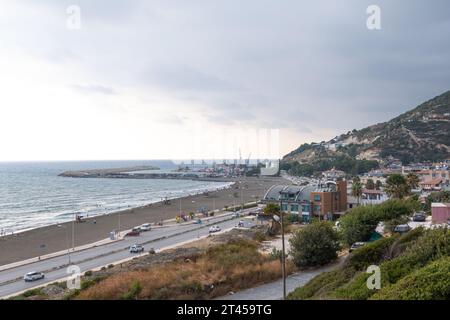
left=0, top=160, right=233, bottom=235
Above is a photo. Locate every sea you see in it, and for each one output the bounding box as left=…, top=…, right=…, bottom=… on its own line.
left=0, top=160, right=233, bottom=234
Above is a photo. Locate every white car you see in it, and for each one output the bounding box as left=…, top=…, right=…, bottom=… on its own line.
left=140, top=223, right=151, bottom=231
left=209, top=225, right=221, bottom=233
left=24, top=271, right=45, bottom=282
left=129, top=244, right=144, bottom=253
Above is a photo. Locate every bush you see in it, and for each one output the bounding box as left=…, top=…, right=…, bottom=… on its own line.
left=84, top=270, right=93, bottom=277
left=122, top=280, right=142, bottom=300
left=372, top=257, right=450, bottom=300
left=339, top=199, right=417, bottom=246
left=346, top=236, right=397, bottom=270
left=289, top=222, right=341, bottom=268
left=289, top=227, right=450, bottom=300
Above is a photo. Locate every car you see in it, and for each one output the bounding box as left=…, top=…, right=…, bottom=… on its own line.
left=393, top=224, right=411, bottom=233
left=209, top=225, right=221, bottom=233
left=412, top=212, right=427, bottom=222
left=24, top=271, right=45, bottom=282
left=349, top=242, right=366, bottom=253
left=232, top=211, right=241, bottom=218
left=237, top=220, right=245, bottom=228
left=129, top=244, right=144, bottom=253
left=140, top=223, right=151, bottom=231
left=125, top=229, right=140, bottom=237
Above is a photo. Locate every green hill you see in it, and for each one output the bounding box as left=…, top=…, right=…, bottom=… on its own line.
left=283, top=90, right=450, bottom=172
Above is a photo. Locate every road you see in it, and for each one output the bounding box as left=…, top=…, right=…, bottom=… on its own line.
left=0, top=211, right=252, bottom=298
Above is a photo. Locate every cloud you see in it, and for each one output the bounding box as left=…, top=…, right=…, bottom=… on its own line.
left=71, top=84, right=117, bottom=95
left=1, top=0, right=450, bottom=160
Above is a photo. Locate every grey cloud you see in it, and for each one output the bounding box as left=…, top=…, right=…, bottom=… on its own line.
left=6, top=0, right=450, bottom=141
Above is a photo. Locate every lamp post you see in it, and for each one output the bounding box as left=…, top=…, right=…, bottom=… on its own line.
left=58, top=224, right=71, bottom=265
left=275, top=198, right=287, bottom=300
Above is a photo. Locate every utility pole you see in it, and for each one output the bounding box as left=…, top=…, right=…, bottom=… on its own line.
left=280, top=201, right=287, bottom=300
left=72, top=213, right=75, bottom=252
left=279, top=191, right=286, bottom=300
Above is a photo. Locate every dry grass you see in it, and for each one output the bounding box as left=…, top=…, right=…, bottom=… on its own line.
left=76, top=239, right=295, bottom=300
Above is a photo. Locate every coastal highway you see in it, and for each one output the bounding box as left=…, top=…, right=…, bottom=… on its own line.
left=0, top=212, right=254, bottom=298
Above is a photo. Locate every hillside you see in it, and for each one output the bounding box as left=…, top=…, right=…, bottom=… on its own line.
left=284, top=90, right=450, bottom=170
left=288, top=227, right=450, bottom=300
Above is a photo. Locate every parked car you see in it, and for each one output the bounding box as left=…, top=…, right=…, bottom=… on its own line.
left=349, top=242, right=366, bottom=253
left=209, top=225, right=221, bottom=233
left=394, top=224, right=411, bottom=233
left=140, top=223, right=152, bottom=231
left=24, top=271, right=45, bottom=282
left=125, top=229, right=140, bottom=237
left=412, top=212, right=427, bottom=222
left=129, top=244, right=144, bottom=253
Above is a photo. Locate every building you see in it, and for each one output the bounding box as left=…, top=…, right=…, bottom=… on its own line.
left=321, top=168, right=345, bottom=180
left=310, top=181, right=347, bottom=220
left=262, top=180, right=347, bottom=221
left=431, top=203, right=450, bottom=224
left=420, top=178, right=443, bottom=191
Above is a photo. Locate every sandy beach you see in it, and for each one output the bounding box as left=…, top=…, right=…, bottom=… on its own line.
left=0, top=176, right=286, bottom=265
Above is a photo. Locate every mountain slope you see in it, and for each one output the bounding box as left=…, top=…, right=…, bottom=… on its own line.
left=284, top=90, right=450, bottom=167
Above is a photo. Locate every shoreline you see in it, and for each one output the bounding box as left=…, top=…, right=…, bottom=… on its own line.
left=0, top=180, right=235, bottom=237
left=0, top=176, right=287, bottom=265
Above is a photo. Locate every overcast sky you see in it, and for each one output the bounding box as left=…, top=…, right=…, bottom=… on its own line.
left=1, top=0, right=449, bottom=161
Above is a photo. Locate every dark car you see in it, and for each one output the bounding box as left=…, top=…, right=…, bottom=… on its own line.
left=349, top=242, right=366, bottom=252
left=125, top=228, right=141, bottom=237
left=393, top=224, right=411, bottom=233
left=412, top=212, right=427, bottom=222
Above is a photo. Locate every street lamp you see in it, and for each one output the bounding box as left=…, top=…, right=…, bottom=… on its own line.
left=57, top=224, right=71, bottom=264
left=273, top=212, right=286, bottom=300
left=273, top=193, right=287, bottom=300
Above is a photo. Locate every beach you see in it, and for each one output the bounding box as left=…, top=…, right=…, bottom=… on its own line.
left=0, top=176, right=286, bottom=265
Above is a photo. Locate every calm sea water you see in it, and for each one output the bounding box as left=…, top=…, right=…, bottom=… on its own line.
left=0, top=161, right=232, bottom=234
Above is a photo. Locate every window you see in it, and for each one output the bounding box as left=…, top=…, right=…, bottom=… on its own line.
left=291, top=204, right=299, bottom=212
left=314, top=205, right=321, bottom=213
left=302, top=204, right=310, bottom=212
left=314, top=194, right=321, bottom=201
left=281, top=204, right=288, bottom=212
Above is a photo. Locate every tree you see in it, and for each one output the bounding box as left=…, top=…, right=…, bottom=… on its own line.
left=352, top=178, right=363, bottom=206
left=339, top=199, right=418, bottom=245
left=406, top=173, right=420, bottom=190
left=263, top=203, right=280, bottom=216
left=385, top=174, right=411, bottom=199
left=375, top=180, right=383, bottom=190
left=289, top=221, right=341, bottom=268
left=366, top=179, right=375, bottom=190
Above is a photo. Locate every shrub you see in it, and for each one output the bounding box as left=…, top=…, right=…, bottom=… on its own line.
left=372, top=257, right=450, bottom=300
left=84, top=270, right=93, bottom=277
left=289, top=222, right=341, bottom=268
left=346, top=236, right=397, bottom=270
left=122, top=280, right=142, bottom=300
left=80, top=279, right=97, bottom=290
left=339, top=199, right=417, bottom=246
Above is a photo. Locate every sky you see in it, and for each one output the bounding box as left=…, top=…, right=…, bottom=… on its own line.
left=0, top=0, right=449, bottom=161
